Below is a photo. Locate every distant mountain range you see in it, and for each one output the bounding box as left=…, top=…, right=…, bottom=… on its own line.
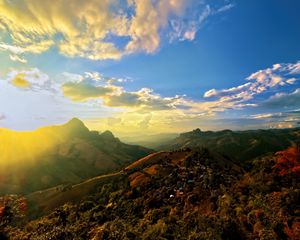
left=1, top=122, right=299, bottom=239
left=1, top=121, right=299, bottom=195
left=122, top=133, right=179, bottom=149
left=160, top=128, right=300, bottom=162
left=0, top=118, right=152, bottom=194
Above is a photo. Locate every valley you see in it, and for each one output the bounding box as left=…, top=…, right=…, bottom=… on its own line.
left=0, top=122, right=299, bottom=239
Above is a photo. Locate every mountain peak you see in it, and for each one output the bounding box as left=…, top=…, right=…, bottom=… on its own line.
left=67, top=117, right=85, bottom=126
left=100, top=130, right=115, bottom=139
left=62, top=118, right=89, bottom=136
left=192, top=128, right=202, bottom=134
left=180, top=128, right=202, bottom=138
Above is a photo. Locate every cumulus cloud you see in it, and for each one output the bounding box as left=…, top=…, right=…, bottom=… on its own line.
left=61, top=74, right=188, bottom=111
left=11, top=73, right=31, bottom=88
left=62, top=81, right=115, bottom=102
left=125, top=0, right=186, bottom=53
left=59, top=61, right=300, bottom=124
left=6, top=68, right=51, bottom=91
left=262, top=88, right=300, bottom=109
left=3, top=59, right=299, bottom=134
left=203, top=62, right=300, bottom=107
left=247, top=109, right=300, bottom=129
left=2, top=60, right=299, bottom=134
left=84, top=72, right=102, bottom=81
left=0, top=69, right=114, bottom=130
left=0, top=0, right=183, bottom=60
left=0, top=0, right=234, bottom=61
left=60, top=72, right=84, bottom=84
left=104, top=88, right=186, bottom=111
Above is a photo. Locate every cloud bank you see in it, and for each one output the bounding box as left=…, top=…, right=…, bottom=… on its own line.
left=203, top=62, right=300, bottom=105
left=1, top=60, right=299, bottom=134
left=0, top=0, right=233, bottom=61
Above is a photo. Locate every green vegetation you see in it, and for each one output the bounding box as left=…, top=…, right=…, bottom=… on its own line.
left=161, top=128, right=300, bottom=162
left=1, top=146, right=299, bottom=239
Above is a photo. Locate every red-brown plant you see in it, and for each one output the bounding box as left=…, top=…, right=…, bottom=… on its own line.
left=273, top=145, right=300, bottom=176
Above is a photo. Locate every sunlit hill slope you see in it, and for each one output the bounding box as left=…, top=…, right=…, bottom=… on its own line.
left=0, top=118, right=152, bottom=194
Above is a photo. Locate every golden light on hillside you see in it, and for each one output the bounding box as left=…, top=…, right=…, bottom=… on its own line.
left=0, top=123, right=79, bottom=169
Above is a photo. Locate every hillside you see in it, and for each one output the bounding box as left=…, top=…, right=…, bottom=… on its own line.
left=161, top=128, right=300, bottom=162
left=1, top=146, right=299, bottom=239
left=0, top=118, right=152, bottom=194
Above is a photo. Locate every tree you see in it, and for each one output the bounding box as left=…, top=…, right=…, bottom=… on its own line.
left=273, top=146, right=300, bottom=176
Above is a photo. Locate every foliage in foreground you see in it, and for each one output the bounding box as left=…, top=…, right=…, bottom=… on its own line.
left=0, top=147, right=299, bottom=239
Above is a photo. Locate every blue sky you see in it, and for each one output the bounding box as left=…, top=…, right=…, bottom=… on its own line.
left=0, top=0, right=299, bottom=136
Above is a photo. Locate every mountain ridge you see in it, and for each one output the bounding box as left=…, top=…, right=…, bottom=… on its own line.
left=160, top=127, right=300, bottom=162
left=0, top=118, right=152, bottom=195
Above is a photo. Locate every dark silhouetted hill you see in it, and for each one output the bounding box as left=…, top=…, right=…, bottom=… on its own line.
left=160, top=128, right=300, bottom=162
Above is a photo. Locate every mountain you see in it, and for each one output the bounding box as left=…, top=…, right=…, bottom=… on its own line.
left=121, top=133, right=179, bottom=149
left=1, top=149, right=243, bottom=220
left=160, top=128, right=300, bottom=163
left=0, top=118, right=152, bottom=194
left=1, top=147, right=299, bottom=239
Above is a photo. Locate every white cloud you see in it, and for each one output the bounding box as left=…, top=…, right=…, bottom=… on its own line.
left=216, top=3, right=235, bottom=13
left=169, top=2, right=234, bottom=42
left=0, top=41, right=53, bottom=63
left=9, top=54, right=27, bottom=63
left=286, top=61, right=300, bottom=74
left=60, top=72, right=84, bottom=84
left=61, top=74, right=188, bottom=111
left=0, top=69, right=113, bottom=130
left=183, top=29, right=197, bottom=41
left=198, top=5, right=212, bottom=23
left=2, top=60, right=299, bottom=133
left=204, top=83, right=252, bottom=98
left=250, top=113, right=277, bottom=119
left=84, top=72, right=102, bottom=81
left=286, top=78, right=297, bottom=84
left=6, top=68, right=51, bottom=91
left=0, top=42, right=25, bottom=55
left=203, top=88, right=217, bottom=98
left=0, top=1, right=235, bottom=60
left=262, top=88, right=300, bottom=109
left=59, top=61, right=300, bottom=125
left=203, top=62, right=300, bottom=107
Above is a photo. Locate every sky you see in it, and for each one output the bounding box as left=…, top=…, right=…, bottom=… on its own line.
left=0, top=0, right=300, bottom=137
